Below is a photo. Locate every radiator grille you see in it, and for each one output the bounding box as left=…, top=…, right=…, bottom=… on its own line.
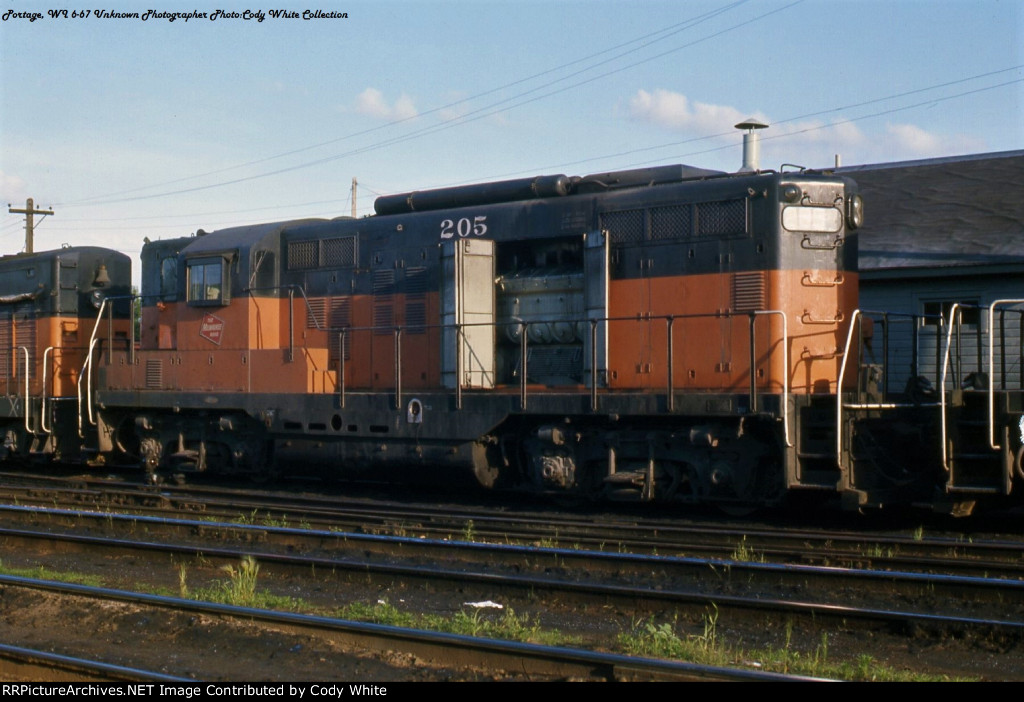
left=600, top=209, right=645, bottom=244
left=697, top=199, right=747, bottom=237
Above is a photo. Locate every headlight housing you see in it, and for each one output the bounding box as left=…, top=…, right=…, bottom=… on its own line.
left=846, top=193, right=864, bottom=230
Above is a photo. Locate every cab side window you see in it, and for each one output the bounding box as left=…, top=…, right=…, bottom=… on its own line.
left=187, top=258, right=230, bottom=306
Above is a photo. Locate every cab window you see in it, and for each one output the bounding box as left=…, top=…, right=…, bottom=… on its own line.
left=187, top=258, right=230, bottom=306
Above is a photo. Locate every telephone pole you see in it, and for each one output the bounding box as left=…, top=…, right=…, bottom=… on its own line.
left=351, top=177, right=358, bottom=218
left=8, top=198, right=54, bottom=254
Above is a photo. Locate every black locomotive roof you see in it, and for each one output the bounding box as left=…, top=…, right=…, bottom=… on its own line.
left=182, top=218, right=328, bottom=255
left=840, top=150, right=1024, bottom=276
left=0, top=245, right=129, bottom=268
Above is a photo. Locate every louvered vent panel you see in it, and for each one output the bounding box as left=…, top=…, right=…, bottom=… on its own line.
left=329, top=297, right=351, bottom=328
left=0, top=312, right=10, bottom=382
left=732, top=272, right=766, bottom=312
left=307, top=298, right=326, bottom=329
left=328, top=297, right=352, bottom=362
left=373, top=270, right=395, bottom=335
left=405, top=267, right=427, bottom=334
left=145, top=359, right=163, bottom=389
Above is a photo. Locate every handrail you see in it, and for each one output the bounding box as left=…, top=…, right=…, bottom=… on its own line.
left=77, top=338, right=100, bottom=436
left=337, top=330, right=346, bottom=408
left=753, top=310, right=791, bottom=447
left=40, top=347, right=53, bottom=434
left=218, top=304, right=795, bottom=427
left=987, top=299, right=1024, bottom=450
left=835, top=309, right=862, bottom=468
left=78, top=297, right=111, bottom=438
left=939, top=303, right=963, bottom=472
left=326, top=310, right=793, bottom=420
left=835, top=309, right=945, bottom=470
left=393, top=328, right=402, bottom=410
left=20, top=347, right=30, bottom=435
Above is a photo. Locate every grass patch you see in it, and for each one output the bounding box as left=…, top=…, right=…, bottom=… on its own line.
left=618, top=613, right=972, bottom=682
left=337, top=599, right=575, bottom=646
left=730, top=536, right=765, bottom=563
left=188, top=556, right=303, bottom=611
left=0, top=560, right=106, bottom=587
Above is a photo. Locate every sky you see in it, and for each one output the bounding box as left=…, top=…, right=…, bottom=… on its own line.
left=1, top=0, right=1022, bottom=282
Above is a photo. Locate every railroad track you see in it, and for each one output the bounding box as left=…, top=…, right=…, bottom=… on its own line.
left=2, top=472, right=1024, bottom=578
left=2, top=507, right=1023, bottom=629
left=1, top=473, right=1022, bottom=680
left=0, top=644, right=195, bottom=682
left=0, top=575, right=821, bottom=682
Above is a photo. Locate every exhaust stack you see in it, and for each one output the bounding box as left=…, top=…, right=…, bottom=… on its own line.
left=735, top=119, right=768, bottom=173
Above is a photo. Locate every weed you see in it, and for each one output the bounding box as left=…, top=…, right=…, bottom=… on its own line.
left=617, top=609, right=966, bottom=681
left=693, top=604, right=719, bottom=653
left=0, top=560, right=105, bottom=587
left=221, top=555, right=260, bottom=605
left=730, top=535, right=765, bottom=563
left=233, top=509, right=261, bottom=526
left=337, top=600, right=573, bottom=646
left=189, top=556, right=299, bottom=611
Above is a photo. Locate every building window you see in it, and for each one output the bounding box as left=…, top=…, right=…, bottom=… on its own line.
left=922, top=300, right=980, bottom=327
left=187, top=258, right=230, bottom=306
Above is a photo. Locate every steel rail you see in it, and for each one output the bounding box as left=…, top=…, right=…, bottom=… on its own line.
left=0, top=643, right=196, bottom=683
left=0, top=574, right=827, bottom=683
left=3, top=512, right=1024, bottom=627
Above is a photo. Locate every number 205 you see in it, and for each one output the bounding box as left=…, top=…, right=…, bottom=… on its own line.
left=440, top=216, right=488, bottom=239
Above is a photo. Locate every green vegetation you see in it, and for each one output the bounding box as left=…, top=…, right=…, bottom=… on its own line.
left=179, top=556, right=303, bottom=611
left=619, top=612, right=972, bottom=682
left=337, top=599, right=574, bottom=646
left=0, top=556, right=978, bottom=681
left=729, top=535, right=765, bottom=563
left=0, top=560, right=105, bottom=587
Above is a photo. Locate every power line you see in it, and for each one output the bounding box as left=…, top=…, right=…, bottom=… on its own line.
left=449, top=68, right=1024, bottom=187
left=57, top=0, right=753, bottom=208
left=40, top=66, right=1023, bottom=232
left=59, top=0, right=783, bottom=208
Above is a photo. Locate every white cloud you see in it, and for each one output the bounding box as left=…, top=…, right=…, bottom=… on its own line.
left=354, top=88, right=418, bottom=121
left=625, top=88, right=991, bottom=169
left=885, top=123, right=942, bottom=155
left=629, top=89, right=764, bottom=134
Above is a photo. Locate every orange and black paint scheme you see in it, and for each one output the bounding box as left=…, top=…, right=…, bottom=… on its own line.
left=19, top=164, right=1019, bottom=512
left=0, top=247, right=131, bottom=461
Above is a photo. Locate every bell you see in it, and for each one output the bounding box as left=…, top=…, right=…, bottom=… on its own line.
left=94, top=264, right=111, bottom=287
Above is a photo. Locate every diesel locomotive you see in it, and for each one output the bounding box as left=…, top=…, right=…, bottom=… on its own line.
left=3, top=161, right=1022, bottom=514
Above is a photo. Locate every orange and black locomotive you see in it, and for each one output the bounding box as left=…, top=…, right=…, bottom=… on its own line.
left=3, top=161, right=1021, bottom=513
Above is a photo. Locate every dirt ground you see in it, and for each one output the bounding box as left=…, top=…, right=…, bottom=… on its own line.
left=0, top=540, right=1021, bottom=682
